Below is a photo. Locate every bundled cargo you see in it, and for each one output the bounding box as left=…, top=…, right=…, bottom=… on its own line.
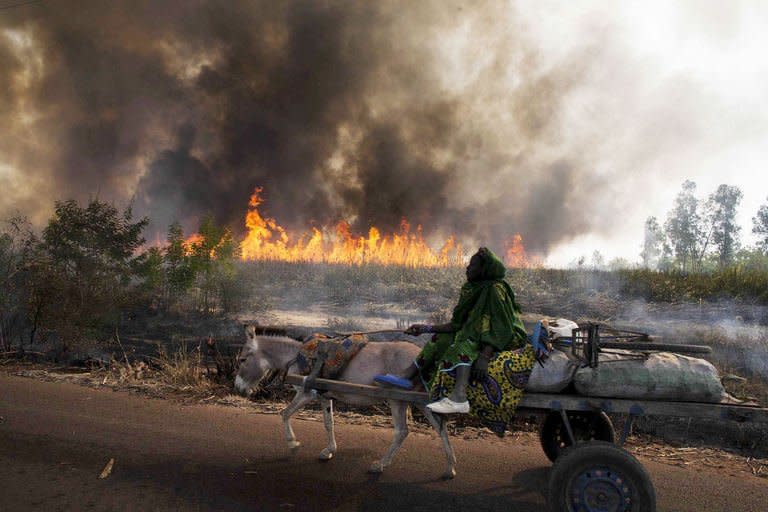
left=574, top=350, right=728, bottom=403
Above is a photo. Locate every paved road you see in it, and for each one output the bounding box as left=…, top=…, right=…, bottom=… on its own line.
left=0, top=374, right=766, bottom=511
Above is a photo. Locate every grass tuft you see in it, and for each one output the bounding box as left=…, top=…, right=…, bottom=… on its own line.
left=154, top=341, right=213, bottom=390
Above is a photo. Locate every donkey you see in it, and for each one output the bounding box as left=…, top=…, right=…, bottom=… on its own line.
left=234, top=325, right=457, bottom=478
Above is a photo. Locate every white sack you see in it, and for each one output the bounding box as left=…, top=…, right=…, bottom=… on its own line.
left=546, top=318, right=578, bottom=340
left=525, top=349, right=577, bottom=393
left=574, top=350, right=727, bottom=403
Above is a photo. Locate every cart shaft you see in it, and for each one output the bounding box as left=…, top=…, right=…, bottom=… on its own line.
left=282, top=374, right=768, bottom=423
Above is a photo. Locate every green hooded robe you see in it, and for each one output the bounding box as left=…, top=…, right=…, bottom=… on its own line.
left=415, top=248, right=527, bottom=386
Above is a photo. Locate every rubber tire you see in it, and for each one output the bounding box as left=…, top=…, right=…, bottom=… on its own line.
left=548, top=441, right=656, bottom=512
left=540, top=411, right=616, bottom=463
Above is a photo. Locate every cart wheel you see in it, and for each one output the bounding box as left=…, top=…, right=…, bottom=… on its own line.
left=540, top=411, right=615, bottom=463
left=547, top=441, right=656, bottom=512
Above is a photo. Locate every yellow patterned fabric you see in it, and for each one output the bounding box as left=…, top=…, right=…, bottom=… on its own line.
left=429, top=344, right=536, bottom=435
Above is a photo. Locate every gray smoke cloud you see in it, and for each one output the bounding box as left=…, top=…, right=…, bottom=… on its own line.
left=0, top=1, right=616, bottom=255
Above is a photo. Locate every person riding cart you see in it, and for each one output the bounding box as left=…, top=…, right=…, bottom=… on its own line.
left=375, top=247, right=529, bottom=414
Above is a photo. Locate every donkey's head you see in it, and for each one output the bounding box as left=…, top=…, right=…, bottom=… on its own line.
left=234, top=324, right=268, bottom=396
left=234, top=324, right=300, bottom=396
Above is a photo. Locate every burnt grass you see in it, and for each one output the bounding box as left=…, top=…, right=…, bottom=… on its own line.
left=10, top=261, right=768, bottom=455
left=239, top=262, right=768, bottom=454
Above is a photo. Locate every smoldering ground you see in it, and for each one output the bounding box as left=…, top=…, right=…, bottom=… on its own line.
left=0, top=0, right=612, bottom=255
left=226, top=261, right=768, bottom=389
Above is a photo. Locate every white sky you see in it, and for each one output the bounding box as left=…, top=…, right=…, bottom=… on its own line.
left=517, top=1, right=768, bottom=266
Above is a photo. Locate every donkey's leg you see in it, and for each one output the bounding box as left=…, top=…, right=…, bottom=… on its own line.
left=416, top=404, right=457, bottom=479
left=369, top=400, right=409, bottom=474
left=280, top=387, right=315, bottom=450
left=318, top=396, right=337, bottom=461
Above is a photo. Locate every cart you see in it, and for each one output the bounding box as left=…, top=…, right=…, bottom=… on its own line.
left=283, top=374, right=768, bottom=512
left=280, top=324, right=768, bottom=512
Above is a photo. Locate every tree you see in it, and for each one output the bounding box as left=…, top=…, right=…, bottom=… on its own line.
left=590, top=250, right=605, bottom=270
left=665, top=180, right=705, bottom=271
left=134, top=246, right=165, bottom=311
left=178, top=215, right=245, bottom=314
left=41, top=199, right=148, bottom=344
left=165, top=221, right=195, bottom=308
left=658, top=240, right=674, bottom=271
left=211, top=227, right=245, bottom=313
left=640, top=216, right=664, bottom=269
left=0, top=217, right=39, bottom=350
left=705, top=184, right=742, bottom=267
left=753, top=197, right=768, bottom=253
left=190, top=214, right=220, bottom=313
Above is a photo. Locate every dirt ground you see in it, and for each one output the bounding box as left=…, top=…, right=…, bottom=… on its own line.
left=1, top=364, right=767, bottom=511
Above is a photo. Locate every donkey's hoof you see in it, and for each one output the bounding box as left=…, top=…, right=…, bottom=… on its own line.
left=368, top=461, right=385, bottom=474
left=319, top=448, right=335, bottom=461
left=442, top=468, right=457, bottom=480
left=287, top=440, right=301, bottom=450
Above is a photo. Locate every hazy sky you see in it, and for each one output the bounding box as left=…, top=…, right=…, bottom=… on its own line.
left=0, top=1, right=766, bottom=266
left=521, top=1, right=768, bottom=265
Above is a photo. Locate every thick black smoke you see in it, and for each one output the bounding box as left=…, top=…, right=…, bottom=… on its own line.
left=0, top=0, right=596, bottom=255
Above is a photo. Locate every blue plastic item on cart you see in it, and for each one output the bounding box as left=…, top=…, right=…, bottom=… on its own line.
left=529, top=321, right=551, bottom=356
left=373, top=374, right=414, bottom=389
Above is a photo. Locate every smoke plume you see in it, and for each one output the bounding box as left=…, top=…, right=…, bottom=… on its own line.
left=2, top=0, right=725, bottom=256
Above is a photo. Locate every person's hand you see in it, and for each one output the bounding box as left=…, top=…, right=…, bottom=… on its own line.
left=471, top=354, right=490, bottom=382
left=405, top=324, right=431, bottom=336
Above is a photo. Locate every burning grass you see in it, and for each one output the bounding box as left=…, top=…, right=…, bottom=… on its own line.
left=238, top=187, right=465, bottom=267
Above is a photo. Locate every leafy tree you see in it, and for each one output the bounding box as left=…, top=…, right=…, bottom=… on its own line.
left=753, top=197, right=768, bottom=253
left=165, top=221, right=195, bottom=308
left=178, top=215, right=245, bottom=314
left=665, top=180, right=705, bottom=271
left=40, top=199, right=148, bottom=344
left=640, top=216, right=664, bottom=269
left=705, top=184, right=742, bottom=267
left=0, top=230, right=19, bottom=345
left=0, top=217, right=39, bottom=349
left=43, top=199, right=147, bottom=281
left=134, top=246, right=165, bottom=310
left=212, top=227, right=245, bottom=313
left=190, top=214, right=220, bottom=313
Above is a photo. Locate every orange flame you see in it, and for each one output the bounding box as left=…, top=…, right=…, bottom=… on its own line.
left=239, top=187, right=463, bottom=267
left=503, top=233, right=539, bottom=268
left=182, top=233, right=229, bottom=259
left=183, top=233, right=205, bottom=256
